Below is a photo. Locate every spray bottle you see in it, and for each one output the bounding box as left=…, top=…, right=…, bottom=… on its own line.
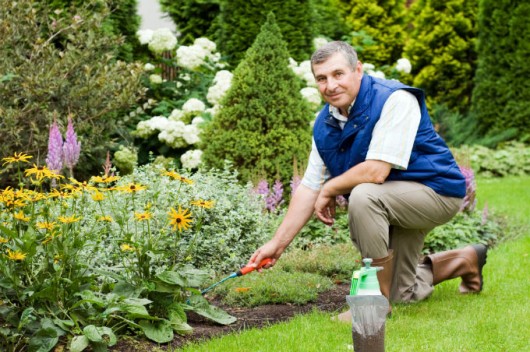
left=347, top=258, right=389, bottom=352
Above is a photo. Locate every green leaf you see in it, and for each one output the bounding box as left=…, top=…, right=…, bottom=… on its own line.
left=119, top=303, right=152, bottom=319
left=28, top=328, right=58, bottom=352
left=19, top=307, right=35, bottom=330
left=83, top=325, right=102, bottom=342
left=156, top=271, right=186, bottom=287
left=70, top=335, right=90, bottom=352
left=187, top=295, right=237, bottom=325
left=139, top=319, right=174, bottom=343
left=81, top=325, right=117, bottom=346
left=112, top=280, right=144, bottom=298
left=179, top=267, right=210, bottom=287
left=167, top=303, right=193, bottom=334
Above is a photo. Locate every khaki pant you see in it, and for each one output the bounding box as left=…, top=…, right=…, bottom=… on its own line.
left=347, top=181, right=462, bottom=303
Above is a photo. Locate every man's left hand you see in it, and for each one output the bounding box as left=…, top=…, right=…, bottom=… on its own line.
left=314, top=190, right=336, bottom=226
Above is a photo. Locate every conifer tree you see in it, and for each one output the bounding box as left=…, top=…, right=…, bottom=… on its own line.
left=404, top=0, right=478, bottom=113
left=470, top=0, right=530, bottom=140
left=216, top=0, right=314, bottom=67
left=201, top=13, right=313, bottom=185
left=344, top=0, right=407, bottom=67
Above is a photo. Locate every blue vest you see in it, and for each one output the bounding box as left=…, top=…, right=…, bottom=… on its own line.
left=313, top=75, right=465, bottom=198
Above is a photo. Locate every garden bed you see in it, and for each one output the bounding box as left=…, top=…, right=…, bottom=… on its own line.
left=111, top=283, right=350, bottom=351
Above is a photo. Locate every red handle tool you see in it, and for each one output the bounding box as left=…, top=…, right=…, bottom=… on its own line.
left=237, top=258, right=273, bottom=276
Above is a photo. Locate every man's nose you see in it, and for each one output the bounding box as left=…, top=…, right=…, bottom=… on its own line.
left=327, top=77, right=339, bottom=92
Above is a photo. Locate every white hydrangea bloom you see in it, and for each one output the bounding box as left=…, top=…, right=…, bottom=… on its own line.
left=182, top=98, right=206, bottom=113
left=135, top=116, right=170, bottom=138
left=194, top=37, right=216, bottom=54
left=137, top=29, right=153, bottom=45
left=148, top=28, right=177, bottom=54
left=206, top=105, right=221, bottom=117
left=313, top=37, right=329, bottom=50
left=176, top=45, right=208, bottom=70
left=300, top=87, right=322, bottom=110
left=206, top=70, right=233, bottom=105
left=181, top=149, right=203, bottom=169
left=168, top=109, right=185, bottom=121
left=183, top=124, right=201, bottom=144
left=288, top=57, right=298, bottom=69
left=362, top=63, right=375, bottom=72
left=144, top=63, right=155, bottom=71
left=367, top=70, right=386, bottom=79
left=149, top=74, right=163, bottom=84
left=291, top=60, right=316, bottom=87
left=395, top=58, right=412, bottom=74
left=192, top=116, right=205, bottom=125
left=158, top=120, right=187, bottom=148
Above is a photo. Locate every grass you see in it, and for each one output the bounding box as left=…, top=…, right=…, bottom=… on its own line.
left=176, top=176, right=530, bottom=352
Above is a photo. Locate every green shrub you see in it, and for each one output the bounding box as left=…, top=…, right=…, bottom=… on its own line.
left=470, top=0, right=530, bottom=141
left=343, top=0, right=407, bottom=67
left=404, top=0, right=478, bottom=113
left=453, top=142, right=530, bottom=177
left=159, top=0, right=220, bottom=45
left=423, top=210, right=503, bottom=255
left=201, top=13, right=313, bottom=185
left=216, top=1, right=315, bottom=67
left=0, top=0, right=144, bottom=185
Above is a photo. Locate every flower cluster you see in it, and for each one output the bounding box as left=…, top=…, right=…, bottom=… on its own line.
left=289, top=58, right=323, bottom=111
left=45, top=117, right=81, bottom=177
left=253, top=179, right=284, bottom=213
left=137, top=28, right=178, bottom=54
left=206, top=70, right=233, bottom=108
left=176, top=37, right=222, bottom=71
left=459, top=166, right=477, bottom=213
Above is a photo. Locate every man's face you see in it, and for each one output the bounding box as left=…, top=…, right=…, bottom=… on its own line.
left=312, top=52, right=363, bottom=115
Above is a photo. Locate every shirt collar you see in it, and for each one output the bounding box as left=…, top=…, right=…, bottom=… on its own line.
left=329, top=100, right=355, bottom=122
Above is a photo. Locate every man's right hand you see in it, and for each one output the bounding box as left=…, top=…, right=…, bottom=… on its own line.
left=247, top=239, right=283, bottom=270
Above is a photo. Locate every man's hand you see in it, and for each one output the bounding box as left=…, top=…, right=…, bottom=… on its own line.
left=247, top=239, right=283, bottom=270
left=314, top=190, right=336, bottom=226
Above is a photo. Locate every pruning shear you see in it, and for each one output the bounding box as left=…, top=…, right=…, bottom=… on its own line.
left=200, top=258, right=273, bottom=295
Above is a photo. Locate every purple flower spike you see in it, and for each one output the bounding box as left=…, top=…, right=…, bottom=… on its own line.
left=459, top=166, right=477, bottom=213
left=266, top=180, right=284, bottom=212
left=290, top=175, right=301, bottom=197
left=254, top=179, right=269, bottom=197
left=46, top=120, right=64, bottom=173
left=63, top=117, right=81, bottom=174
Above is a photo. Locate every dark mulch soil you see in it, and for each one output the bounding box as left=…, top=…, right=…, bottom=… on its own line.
left=111, top=283, right=350, bottom=351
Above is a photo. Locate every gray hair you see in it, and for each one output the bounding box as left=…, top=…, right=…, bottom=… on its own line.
left=311, top=41, right=358, bottom=71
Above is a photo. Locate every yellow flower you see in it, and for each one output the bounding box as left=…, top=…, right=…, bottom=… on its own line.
left=2, top=152, right=32, bottom=165
left=36, top=221, right=56, bottom=230
left=24, top=164, right=62, bottom=181
left=58, top=215, right=81, bottom=224
left=63, top=178, right=98, bottom=193
left=120, top=244, right=135, bottom=252
left=54, top=254, right=61, bottom=264
left=91, top=191, right=105, bottom=202
left=6, top=249, right=26, bottom=261
left=90, top=175, right=120, bottom=184
left=162, top=171, right=194, bottom=184
left=134, top=212, right=152, bottom=221
left=117, top=183, right=147, bottom=193
left=98, top=215, right=113, bottom=222
left=13, top=211, right=30, bottom=222
left=0, top=237, right=8, bottom=244
left=168, top=206, right=193, bottom=232
left=190, top=199, right=215, bottom=209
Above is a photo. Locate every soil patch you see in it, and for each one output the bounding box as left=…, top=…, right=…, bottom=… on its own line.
left=112, top=283, right=350, bottom=351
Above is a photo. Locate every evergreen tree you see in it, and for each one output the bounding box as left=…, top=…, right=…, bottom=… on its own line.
left=310, top=0, right=350, bottom=41
left=201, top=13, right=313, bottom=185
left=404, top=0, right=478, bottom=113
left=344, top=0, right=407, bottom=67
left=159, top=0, right=220, bottom=45
left=216, top=0, right=314, bottom=67
left=470, top=0, right=530, bottom=140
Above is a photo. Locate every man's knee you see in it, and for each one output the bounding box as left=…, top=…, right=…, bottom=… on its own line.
left=348, top=183, right=383, bottom=217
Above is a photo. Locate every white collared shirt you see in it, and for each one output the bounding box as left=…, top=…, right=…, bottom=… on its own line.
left=301, top=90, right=421, bottom=191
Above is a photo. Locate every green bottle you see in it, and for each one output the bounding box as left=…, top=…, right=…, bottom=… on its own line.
left=350, top=258, right=382, bottom=296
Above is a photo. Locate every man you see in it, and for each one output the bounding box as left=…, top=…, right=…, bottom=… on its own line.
left=248, top=41, right=487, bottom=321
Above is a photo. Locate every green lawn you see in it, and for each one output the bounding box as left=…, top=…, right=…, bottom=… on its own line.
left=177, top=176, right=530, bottom=352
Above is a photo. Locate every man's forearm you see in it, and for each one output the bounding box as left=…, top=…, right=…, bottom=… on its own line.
left=321, top=160, right=392, bottom=197
left=271, top=184, right=319, bottom=251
